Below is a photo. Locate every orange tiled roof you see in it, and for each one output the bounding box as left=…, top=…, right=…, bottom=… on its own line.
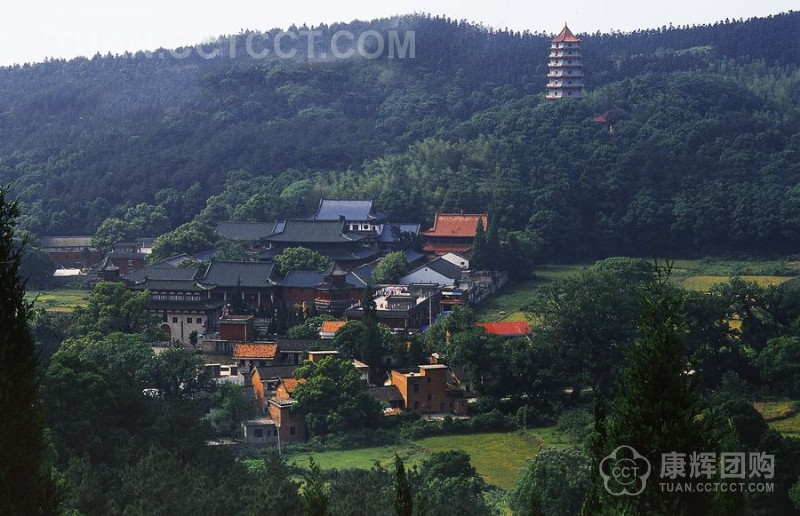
left=421, top=213, right=487, bottom=238
left=320, top=321, right=347, bottom=334
left=279, top=377, right=306, bottom=394
left=422, top=243, right=474, bottom=255
left=477, top=322, right=531, bottom=336
left=552, top=24, right=581, bottom=43
left=233, top=343, right=278, bottom=359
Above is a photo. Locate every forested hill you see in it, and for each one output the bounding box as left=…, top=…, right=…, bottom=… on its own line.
left=1, top=12, right=799, bottom=259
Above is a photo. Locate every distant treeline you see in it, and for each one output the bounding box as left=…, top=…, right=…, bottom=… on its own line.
left=0, top=12, right=798, bottom=260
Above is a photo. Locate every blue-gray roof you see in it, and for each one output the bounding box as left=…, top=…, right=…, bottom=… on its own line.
left=406, top=258, right=464, bottom=281
left=123, top=262, right=199, bottom=282
left=314, top=199, right=387, bottom=222
left=265, top=220, right=368, bottom=244
left=202, top=261, right=279, bottom=288
left=282, top=270, right=324, bottom=288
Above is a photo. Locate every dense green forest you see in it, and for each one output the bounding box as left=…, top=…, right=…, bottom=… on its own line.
left=1, top=12, right=799, bottom=259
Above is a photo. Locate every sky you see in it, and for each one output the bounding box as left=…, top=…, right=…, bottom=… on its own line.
left=0, top=0, right=796, bottom=66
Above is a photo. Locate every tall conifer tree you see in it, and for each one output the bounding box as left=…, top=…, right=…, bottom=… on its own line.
left=0, top=187, right=54, bottom=514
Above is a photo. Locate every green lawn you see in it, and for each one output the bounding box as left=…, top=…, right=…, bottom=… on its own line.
left=25, top=288, right=90, bottom=312
left=286, top=428, right=569, bottom=490
left=682, top=275, right=792, bottom=292
left=475, top=265, right=584, bottom=322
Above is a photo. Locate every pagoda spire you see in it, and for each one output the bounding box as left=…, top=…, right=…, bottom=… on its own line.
left=546, top=23, right=585, bottom=100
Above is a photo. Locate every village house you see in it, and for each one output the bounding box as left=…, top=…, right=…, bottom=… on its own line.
left=233, top=342, right=278, bottom=369
left=388, top=364, right=468, bottom=415
left=345, top=284, right=442, bottom=332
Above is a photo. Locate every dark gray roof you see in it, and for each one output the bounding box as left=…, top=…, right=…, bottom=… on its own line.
left=404, top=249, right=426, bottom=265
left=122, top=262, right=200, bottom=282
left=378, top=223, right=421, bottom=243
left=97, top=257, right=119, bottom=271
left=282, top=270, right=324, bottom=288
left=129, top=278, right=215, bottom=292
left=348, top=263, right=374, bottom=286
left=368, top=385, right=404, bottom=404
left=314, top=199, right=386, bottom=222
left=420, top=258, right=464, bottom=281
left=265, top=220, right=368, bottom=244
left=145, top=299, right=225, bottom=312
left=202, top=261, right=279, bottom=288
left=216, top=221, right=280, bottom=241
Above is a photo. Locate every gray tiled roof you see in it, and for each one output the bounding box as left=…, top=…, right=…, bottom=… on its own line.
left=129, top=278, right=215, bottom=292
left=265, top=220, right=368, bottom=244
left=123, top=262, right=200, bottom=282
left=216, top=221, right=280, bottom=241
left=276, top=339, right=315, bottom=352
left=422, top=258, right=464, bottom=281
left=256, top=365, right=300, bottom=380
left=282, top=270, right=324, bottom=288
left=314, top=199, right=386, bottom=221
left=201, top=261, right=279, bottom=288
left=368, top=385, right=404, bottom=404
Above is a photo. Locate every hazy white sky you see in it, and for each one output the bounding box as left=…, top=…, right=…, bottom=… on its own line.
left=0, top=1, right=796, bottom=66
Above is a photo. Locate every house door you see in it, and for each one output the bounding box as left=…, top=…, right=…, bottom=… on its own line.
left=160, top=324, right=172, bottom=340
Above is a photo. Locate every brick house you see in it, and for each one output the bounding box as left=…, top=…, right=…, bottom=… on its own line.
left=389, top=364, right=467, bottom=415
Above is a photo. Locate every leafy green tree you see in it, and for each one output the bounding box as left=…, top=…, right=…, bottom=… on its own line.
left=70, top=281, right=159, bottom=338
left=240, top=451, right=303, bottom=515
left=586, top=265, right=715, bottom=514
left=373, top=251, right=409, bottom=284
left=287, top=315, right=335, bottom=340
left=393, top=454, right=413, bottom=516
left=532, top=257, right=653, bottom=399
left=756, top=336, right=800, bottom=396
left=509, top=449, right=591, bottom=516
left=0, top=187, right=57, bottom=514
left=418, top=450, right=482, bottom=488
left=275, top=247, right=333, bottom=275
left=292, top=357, right=383, bottom=435
left=302, top=457, right=329, bottom=516
left=471, top=218, right=488, bottom=270
left=18, top=244, right=55, bottom=287
left=208, top=383, right=256, bottom=437
left=149, top=221, right=216, bottom=262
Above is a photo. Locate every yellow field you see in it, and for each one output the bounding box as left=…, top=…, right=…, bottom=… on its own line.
left=682, top=275, right=792, bottom=292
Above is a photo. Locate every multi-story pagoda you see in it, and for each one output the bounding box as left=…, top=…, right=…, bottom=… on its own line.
left=546, top=24, right=585, bottom=100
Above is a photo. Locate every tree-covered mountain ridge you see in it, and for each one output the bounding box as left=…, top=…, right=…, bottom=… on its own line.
left=1, top=12, right=799, bottom=259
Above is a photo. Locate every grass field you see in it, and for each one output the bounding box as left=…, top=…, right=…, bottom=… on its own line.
left=475, top=259, right=800, bottom=322
left=25, top=288, right=90, bottom=312
left=286, top=428, right=569, bottom=489
left=475, top=265, right=584, bottom=322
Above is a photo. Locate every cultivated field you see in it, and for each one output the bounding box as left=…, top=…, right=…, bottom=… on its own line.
left=25, top=288, right=90, bottom=313
left=286, top=428, right=570, bottom=489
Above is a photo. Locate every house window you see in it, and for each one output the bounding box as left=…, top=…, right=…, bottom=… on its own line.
left=187, top=317, right=192, bottom=323
left=196, top=318, right=202, bottom=324
left=128, top=259, right=133, bottom=266
left=426, top=377, right=431, bottom=383
left=254, top=428, right=263, bottom=438
left=290, top=426, right=296, bottom=435
left=413, top=383, right=419, bottom=393
left=172, top=317, right=178, bottom=323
